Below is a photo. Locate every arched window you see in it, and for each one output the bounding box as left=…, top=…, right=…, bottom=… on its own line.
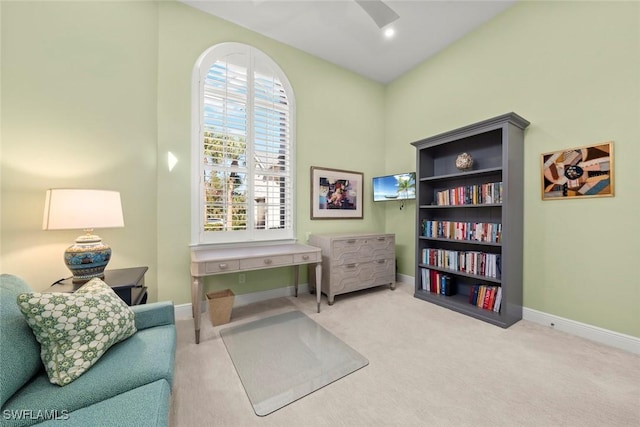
left=191, top=43, right=295, bottom=245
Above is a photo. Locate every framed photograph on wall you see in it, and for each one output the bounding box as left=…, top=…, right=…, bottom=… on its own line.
left=541, top=141, right=614, bottom=200
left=310, top=166, right=363, bottom=219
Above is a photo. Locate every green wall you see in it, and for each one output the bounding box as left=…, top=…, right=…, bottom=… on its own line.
left=0, top=1, right=160, bottom=298
left=155, top=1, right=386, bottom=303
left=385, top=0, right=640, bottom=337
left=1, top=1, right=638, bottom=337
left=0, top=1, right=386, bottom=305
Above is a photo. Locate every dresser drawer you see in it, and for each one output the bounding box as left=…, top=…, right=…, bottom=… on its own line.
left=330, top=259, right=395, bottom=294
left=205, top=260, right=240, bottom=274
left=332, top=236, right=395, bottom=265
left=241, top=254, right=293, bottom=270
left=332, top=235, right=393, bottom=250
left=372, top=258, right=395, bottom=276
left=330, top=262, right=374, bottom=293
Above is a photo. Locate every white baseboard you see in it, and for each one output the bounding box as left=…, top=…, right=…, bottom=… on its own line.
left=523, top=307, right=640, bottom=355
left=173, top=276, right=639, bottom=355
left=174, top=283, right=310, bottom=320
left=396, top=272, right=414, bottom=286
left=394, top=273, right=639, bottom=354
left=174, top=303, right=192, bottom=320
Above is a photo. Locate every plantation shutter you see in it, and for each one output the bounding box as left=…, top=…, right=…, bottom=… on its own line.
left=196, top=44, right=295, bottom=244
left=253, top=67, right=293, bottom=232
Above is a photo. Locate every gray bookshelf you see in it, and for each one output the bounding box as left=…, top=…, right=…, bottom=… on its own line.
left=411, top=113, right=529, bottom=328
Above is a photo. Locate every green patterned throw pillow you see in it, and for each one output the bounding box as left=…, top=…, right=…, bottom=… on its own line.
left=17, top=278, right=136, bottom=386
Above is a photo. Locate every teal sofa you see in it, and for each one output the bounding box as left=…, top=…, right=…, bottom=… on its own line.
left=0, top=274, right=176, bottom=427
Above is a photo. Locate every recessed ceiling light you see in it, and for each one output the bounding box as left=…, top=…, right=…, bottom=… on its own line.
left=384, top=27, right=395, bottom=39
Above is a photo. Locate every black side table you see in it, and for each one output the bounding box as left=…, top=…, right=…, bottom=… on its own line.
left=46, top=267, right=148, bottom=306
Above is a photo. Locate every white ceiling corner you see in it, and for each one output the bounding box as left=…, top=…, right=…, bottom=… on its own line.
left=180, top=0, right=517, bottom=84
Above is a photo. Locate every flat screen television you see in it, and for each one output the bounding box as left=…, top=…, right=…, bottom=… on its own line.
left=372, top=172, right=416, bottom=202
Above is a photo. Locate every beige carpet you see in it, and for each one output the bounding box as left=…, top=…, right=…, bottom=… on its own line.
left=170, top=282, right=640, bottom=426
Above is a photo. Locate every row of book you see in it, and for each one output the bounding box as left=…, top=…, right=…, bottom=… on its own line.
left=470, top=285, right=502, bottom=312
left=435, top=182, right=503, bottom=206
left=420, top=268, right=456, bottom=296
left=421, top=248, right=501, bottom=278
left=419, top=269, right=503, bottom=313
left=422, top=220, right=502, bottom=243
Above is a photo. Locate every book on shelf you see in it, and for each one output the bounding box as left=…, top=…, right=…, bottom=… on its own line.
left=434, top=182, right=503, bottom=206
left=441, top=274, right=455, bottom=296
left=469, top=284, right=502, bottom=312
left=421, top=248, right=501, bottom=279
left=421, top=220, right=502, bottom=244
left=469, top=285, right=479, bottom=305
left=490, top=287, right=498, bottom=309
left=420, top=268, right=456, bottom=296
left=420, top=268, right=430, bottom=291
left=482, top=286, right=494, bottom=309
left=493, top=287, right=503, bottom=312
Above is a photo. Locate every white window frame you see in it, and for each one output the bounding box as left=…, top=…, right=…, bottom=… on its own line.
left=191, top=43, right=296, bottom=246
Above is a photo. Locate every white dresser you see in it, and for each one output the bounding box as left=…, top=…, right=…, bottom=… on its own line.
left=308, top=232, right=396, bottom=305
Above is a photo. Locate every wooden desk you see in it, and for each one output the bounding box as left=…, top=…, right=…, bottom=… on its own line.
left=190, top=243, right=322, bottom=344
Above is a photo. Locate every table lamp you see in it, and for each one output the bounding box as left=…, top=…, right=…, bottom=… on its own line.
left=43, top=189, right=124, bottom=283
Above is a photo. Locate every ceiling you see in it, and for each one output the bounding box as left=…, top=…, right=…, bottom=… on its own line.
left=180, top=0, right=516, bottom=84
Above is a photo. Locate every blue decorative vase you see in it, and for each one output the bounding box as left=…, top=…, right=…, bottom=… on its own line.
left=64, top=233, right=112, bottom=283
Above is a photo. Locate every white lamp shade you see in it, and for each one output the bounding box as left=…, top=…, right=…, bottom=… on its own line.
left=43, top=189, right=124, bottom=231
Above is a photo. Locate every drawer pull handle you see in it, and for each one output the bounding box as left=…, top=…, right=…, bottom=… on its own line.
left=302, top=255, right=309, bottom=260
left=219, top=263, right=228, bottom=270
left=264, top=258, right=273, bottom=265
left=377, top=259, right=385, bottom=264
left=346, top=239, right=356, bottom=244
left=346, top=263, right=357, bottom=269
left=377, top=237, right=385, bottom=241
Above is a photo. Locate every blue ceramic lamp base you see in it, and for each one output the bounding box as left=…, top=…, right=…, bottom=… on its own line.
left=64, top=232, right=112, bottom=283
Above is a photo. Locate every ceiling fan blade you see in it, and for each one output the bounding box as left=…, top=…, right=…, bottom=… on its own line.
left=355, top=0, right=400, bottom=29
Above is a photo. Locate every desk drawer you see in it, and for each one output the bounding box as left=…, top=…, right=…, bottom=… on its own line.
left=294, top=252, right=320, bottom=264
left=205, top=260, right=240, bottom=274
left=241, top=255, right=293, bottom=270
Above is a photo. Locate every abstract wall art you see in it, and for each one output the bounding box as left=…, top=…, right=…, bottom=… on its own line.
left=541, top=142, right=614, bottom=200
